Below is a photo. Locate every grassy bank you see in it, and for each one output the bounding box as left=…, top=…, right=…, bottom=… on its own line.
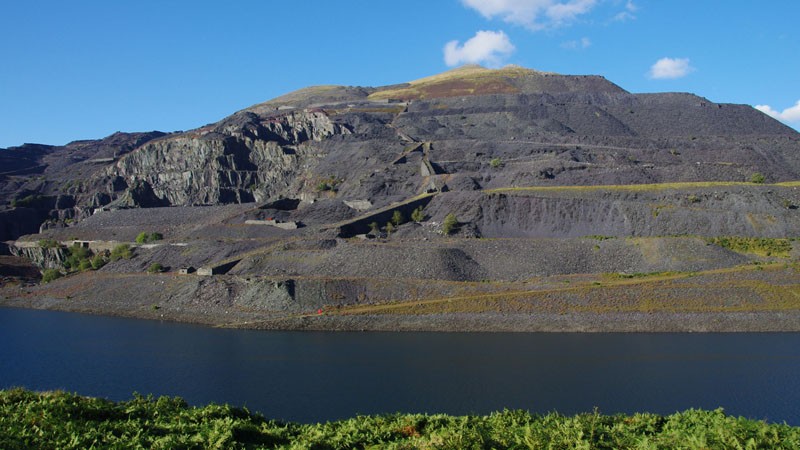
left=2, top=389, right=798, bottom=449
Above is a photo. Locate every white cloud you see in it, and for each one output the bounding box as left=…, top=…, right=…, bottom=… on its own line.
left=611, top=1, right=637, bottom=21
left=561, top=37, right=591, bottom=49
left=444, top=30, right=516, bottom=67
left=648, top=57, right=694, bottom=79
left=545, top=0, right=596, bottom=24
left=461, top=0, right=598, bottom=30
left=755, top=100, right=800, bottom=124
left=613, top=11, right=634, bottom=21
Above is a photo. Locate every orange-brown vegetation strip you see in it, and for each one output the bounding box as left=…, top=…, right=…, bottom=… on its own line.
left=325, top=106, right=406, bottom=115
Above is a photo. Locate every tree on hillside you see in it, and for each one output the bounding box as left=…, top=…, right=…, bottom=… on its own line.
left=391, top=210, right=405, bottom=227
left=411, top=206, right=425, bottom=223
left=368, top=222, right=380, bottom=235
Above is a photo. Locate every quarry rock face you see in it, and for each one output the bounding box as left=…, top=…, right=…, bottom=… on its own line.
left=9, top=245, right=68, bottom=270
left=3, top=65, right=798, bottom=237
left=3, top=65, right=800, bottom=331
left=102, top=110, right=352, bottom=207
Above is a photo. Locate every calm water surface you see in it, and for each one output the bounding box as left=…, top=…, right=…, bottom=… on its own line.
left=2, top=307, right=799, bottom=424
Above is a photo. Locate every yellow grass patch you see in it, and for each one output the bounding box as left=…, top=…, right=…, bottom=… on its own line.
left=485, top=180, right=800, bottom=195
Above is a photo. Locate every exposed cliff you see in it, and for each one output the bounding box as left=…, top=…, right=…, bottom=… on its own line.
left=96, top=110, right=352, bottom=207
left=9, top=244, right=69, bottom=270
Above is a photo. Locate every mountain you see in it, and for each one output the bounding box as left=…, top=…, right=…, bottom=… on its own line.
left=2, top=65, right=799, bottom=332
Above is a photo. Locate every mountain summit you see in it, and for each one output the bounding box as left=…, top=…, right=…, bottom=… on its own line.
left=247, top=65, right=625, bottom=112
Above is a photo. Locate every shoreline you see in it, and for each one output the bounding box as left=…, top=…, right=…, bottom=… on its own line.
left=4, top=263, right=800, bottom=333
left=4, top=299, right=800, bottom=332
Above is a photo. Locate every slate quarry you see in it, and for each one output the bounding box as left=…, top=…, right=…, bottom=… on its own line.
left=2, top=65, right=799, bottom=331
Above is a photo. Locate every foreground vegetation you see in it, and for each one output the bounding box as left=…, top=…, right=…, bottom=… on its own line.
left=2, top=389, right=799, bottom=449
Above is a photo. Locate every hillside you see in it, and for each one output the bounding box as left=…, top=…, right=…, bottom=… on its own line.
left=2, top=65, right=800, bottom=331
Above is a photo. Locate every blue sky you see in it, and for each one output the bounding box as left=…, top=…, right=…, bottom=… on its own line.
left=1, top=1, right=798, bottom=148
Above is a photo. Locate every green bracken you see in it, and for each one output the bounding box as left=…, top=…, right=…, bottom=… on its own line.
left=708, top=236, right=793, bottom=257
left=1, top=389, right=799, bottom=449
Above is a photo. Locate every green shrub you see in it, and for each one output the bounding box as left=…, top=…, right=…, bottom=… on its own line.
left=110, top=244, right=133, bottom=261
left=69, top=244, right=90, bottom=260
left=41, top=269, right=62, bottom=283
left=147, top=263, right=164, bottom=274
left=411, top=206, right=425, bottom=223
left=750, top=172, right=766, bottom=184
left=63, top=257, right=77, bottom=270
left=385, top=222, right=395, bottom=234
left=391, top=210, right=405, bottom=227
left=136, top=232, right=164, bottom=244
left=91, top=254, right=107, bottom=270
left=315, top=176, right=341, bottom=193
left=11, top=194, right=42, bottom=208
left=490, top=157, right=503, bottom=168
left=442, top=213, right=458, bottom=235
left=38, top=239, right=60, bottom=249
left=61, top=244, right=93, bottom=272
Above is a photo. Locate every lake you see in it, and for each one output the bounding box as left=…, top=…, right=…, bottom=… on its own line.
left=2, top=307, right=799, bottom=424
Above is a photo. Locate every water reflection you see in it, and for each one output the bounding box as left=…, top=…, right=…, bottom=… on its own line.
left=1, top=307, right=799, bottom=424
